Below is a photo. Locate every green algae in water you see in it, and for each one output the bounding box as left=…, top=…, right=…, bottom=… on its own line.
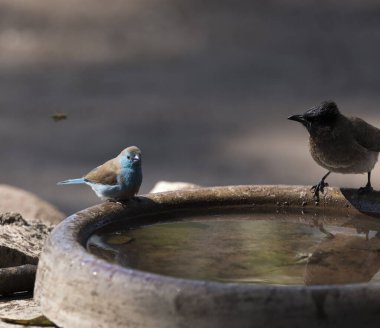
left=87, top=211, right=380, bottom=285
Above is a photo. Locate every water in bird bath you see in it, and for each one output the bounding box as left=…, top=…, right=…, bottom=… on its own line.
left=87, top=208, right=380, bottom=285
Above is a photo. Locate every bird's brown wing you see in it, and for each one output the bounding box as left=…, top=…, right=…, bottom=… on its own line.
left=84, top=158, right=120, bottom=185
left=351, top=117, right=380, bottom=152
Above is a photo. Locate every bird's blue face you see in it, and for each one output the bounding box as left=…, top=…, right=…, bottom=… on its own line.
left=120, top=147, right=142, bottom=169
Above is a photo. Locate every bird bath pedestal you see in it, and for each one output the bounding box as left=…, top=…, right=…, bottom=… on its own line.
left=34, top=185, right=380, bottom=328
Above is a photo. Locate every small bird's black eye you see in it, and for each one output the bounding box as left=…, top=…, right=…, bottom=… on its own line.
left=127, top=156, right=131, bottom=159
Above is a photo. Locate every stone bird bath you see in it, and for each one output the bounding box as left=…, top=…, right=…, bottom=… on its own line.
left=35, top=185, right=380, bottom=328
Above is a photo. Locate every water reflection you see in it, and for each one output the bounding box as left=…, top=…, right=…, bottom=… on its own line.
left=305, top=218, right=380, bottom=285
left=87, top=209, right=380, bottom=285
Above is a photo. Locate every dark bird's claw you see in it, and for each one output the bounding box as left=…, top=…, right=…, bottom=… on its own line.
left=358, top=185, right=373, bottom=194
left=311, top=181, right=329, bottom=201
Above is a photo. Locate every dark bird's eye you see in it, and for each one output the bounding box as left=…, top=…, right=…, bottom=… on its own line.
left=127, top=156, right=131, bottom=159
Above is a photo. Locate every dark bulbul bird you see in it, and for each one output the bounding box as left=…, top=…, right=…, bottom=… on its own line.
left=288, top=101, right=380, bottom=201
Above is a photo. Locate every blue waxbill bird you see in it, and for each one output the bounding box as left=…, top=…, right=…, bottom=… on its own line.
left=58, top=146, right=142, bottom=201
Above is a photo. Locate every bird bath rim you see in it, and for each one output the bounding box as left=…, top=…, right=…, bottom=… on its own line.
left=35, top=185, right=380, bottom=328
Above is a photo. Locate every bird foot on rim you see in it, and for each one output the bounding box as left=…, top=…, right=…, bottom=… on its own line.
left=106, top=199, right=127, bottom=206
left=358, top=185, right=373, bottom=194
left=311, top=181, right=329, bottom=201
left=106, top=197, right=141, bottom=205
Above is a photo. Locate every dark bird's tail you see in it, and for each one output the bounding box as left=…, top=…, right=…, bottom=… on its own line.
left=57, top=178, right=86, bottom=185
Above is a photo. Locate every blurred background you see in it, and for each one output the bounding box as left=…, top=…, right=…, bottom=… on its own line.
left=1, top=0, right=380, bottom=214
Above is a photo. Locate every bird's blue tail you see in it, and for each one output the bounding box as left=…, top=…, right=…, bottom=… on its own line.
left=57, top=178, right=86, bottom=185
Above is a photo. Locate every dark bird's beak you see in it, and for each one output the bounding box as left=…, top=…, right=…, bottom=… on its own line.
left=133, top=154, right=141, bottom=162
left=288, top=114, right=307, bottom=124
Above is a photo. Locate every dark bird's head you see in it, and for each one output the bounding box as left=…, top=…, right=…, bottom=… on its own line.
left=288, top=101, right=341, bottom=134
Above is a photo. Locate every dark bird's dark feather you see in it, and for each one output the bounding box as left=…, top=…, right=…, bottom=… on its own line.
left=351, top=117, right=380, bottom=152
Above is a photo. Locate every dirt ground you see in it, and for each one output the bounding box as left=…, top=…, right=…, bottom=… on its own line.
left=1, top=0, right=380, bottom=214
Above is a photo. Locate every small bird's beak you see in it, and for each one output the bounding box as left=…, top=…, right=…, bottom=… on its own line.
left=133, top=154, right=140, bottom=162
left=288, top=114, right=307, bottom=124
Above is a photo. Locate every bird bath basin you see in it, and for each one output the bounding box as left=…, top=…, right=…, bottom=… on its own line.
left=35, top=185, right=380, bottom=328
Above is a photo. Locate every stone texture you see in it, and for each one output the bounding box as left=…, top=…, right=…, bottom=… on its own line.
left=0, top=213, right=51, bottom=269
left=0, top=185, right=65, bottom=226
left=0, top=211, right=54, bottom=326
left=0, top=296, right=42, bottom=328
